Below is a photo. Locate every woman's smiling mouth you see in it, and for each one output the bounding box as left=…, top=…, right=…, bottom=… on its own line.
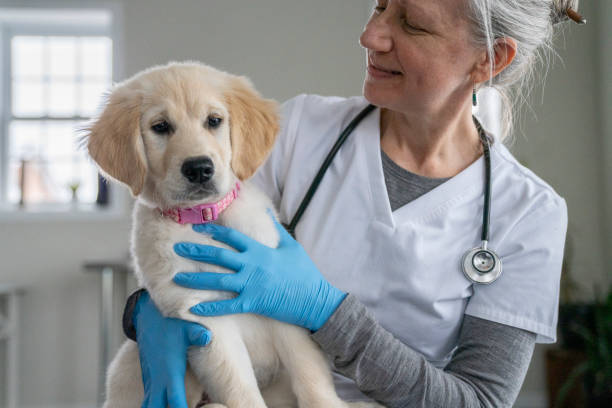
left=367, top=57, right=403, bottom=78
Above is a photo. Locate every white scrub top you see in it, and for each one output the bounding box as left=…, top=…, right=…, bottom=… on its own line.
left=251, top=94, right=568, bottom=396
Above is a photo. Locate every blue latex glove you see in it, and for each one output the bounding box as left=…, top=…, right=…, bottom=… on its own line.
left=133, top=290, right=211, bottom=408
left=172, top=212, right=347, bottom=332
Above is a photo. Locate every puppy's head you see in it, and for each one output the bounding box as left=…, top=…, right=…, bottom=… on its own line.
left=86, top=61, right=279, bottom=208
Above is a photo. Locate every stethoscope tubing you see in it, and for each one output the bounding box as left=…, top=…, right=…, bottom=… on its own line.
left=479, top=124, right=492, bottom=243
left=285, top=104, right=377, bottom=237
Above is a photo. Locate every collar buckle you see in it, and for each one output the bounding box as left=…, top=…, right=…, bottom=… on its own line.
left=200, top=204, right=218, bottom=223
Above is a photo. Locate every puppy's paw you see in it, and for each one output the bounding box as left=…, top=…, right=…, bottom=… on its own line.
left=200, top=404, right=227, bottom=408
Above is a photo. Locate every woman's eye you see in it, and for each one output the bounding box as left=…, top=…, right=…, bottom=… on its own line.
left=374, top=6, right=385, bottom=14
left=206, top=115, right=223, bottom=129
left=402, top=18, right=424, bottom=33
left=151, top=121, right=171, bottom=134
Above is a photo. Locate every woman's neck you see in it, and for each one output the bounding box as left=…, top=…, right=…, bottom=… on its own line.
left=379, top=104, right=483, bottom=179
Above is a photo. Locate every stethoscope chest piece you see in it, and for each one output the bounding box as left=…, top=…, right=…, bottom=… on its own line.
left=462, top=244, right=502, bottom=284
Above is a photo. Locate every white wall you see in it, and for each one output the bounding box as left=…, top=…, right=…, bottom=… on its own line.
left=0, top=0, right=608, bottom=407
left=599, top=0, right=612, bottom=280
left=512, top=0, right=608, bottom=295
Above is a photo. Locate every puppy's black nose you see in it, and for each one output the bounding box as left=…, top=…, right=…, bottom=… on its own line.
left=181, top=156, right=215, bottom=184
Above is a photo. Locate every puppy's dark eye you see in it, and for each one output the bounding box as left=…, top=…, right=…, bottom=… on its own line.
left=206, top=115, right=223, bottom=129
left=151, top=120, right=171, bottom=134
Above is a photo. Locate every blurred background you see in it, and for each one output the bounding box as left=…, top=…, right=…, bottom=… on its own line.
left=0, top=1, right=609, bottom=407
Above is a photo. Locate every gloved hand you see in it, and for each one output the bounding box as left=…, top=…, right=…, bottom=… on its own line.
left=172, top=211, right=347, bottom=332
left=133, top=290, right=211, bottom=408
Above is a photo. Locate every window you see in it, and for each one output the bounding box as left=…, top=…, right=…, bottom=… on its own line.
left=0, top=9, right=115, bottom=213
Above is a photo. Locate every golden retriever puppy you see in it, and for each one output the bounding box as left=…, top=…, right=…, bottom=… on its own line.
left=86, top=62, right=381, bottom=408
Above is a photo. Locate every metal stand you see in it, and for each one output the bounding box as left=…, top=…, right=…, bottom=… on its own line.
left=0, top=284, right=25, bottom=408
left=84, top=261, right=130, bottom=406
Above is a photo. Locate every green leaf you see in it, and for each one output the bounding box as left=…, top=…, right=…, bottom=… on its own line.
left=556, top=361, right=590, bottom=408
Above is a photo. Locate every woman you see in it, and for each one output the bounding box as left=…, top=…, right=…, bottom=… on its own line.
left=126, top=1, right=582, bottom=406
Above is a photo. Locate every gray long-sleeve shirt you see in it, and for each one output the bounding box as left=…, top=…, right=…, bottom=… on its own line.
left=312, top=294, right=536, bottom=408
left=307, top=148, right=537, bottom=407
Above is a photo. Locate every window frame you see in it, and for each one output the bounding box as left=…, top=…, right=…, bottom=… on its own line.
left=0, top=5, right=127, bottom=221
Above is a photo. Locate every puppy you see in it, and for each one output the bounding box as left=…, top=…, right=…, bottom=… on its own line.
left=86, top=62, right=382, bottom=408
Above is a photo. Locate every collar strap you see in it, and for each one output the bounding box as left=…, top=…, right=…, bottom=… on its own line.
left=161, top=182, right=240, bottom=224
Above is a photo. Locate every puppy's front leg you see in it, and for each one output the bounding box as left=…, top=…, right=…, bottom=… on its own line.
left=104, top=340, right=203, bottom=408
left=273, top=323, right=348, bottom=408
left=188, top=317, right=267, bottom=408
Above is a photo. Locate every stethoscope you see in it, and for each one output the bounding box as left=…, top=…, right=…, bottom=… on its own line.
left=284, top=104, right=503, bottom=285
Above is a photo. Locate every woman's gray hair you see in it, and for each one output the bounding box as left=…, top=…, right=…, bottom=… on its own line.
left=467, top=0, right=580, bottom=142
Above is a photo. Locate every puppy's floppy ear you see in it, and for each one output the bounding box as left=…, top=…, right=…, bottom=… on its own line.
left=86, top=84, right=147, bottom=196
left=224, top=76, right=279, bottom=181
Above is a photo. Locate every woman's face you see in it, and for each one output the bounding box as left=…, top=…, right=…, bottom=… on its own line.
left=360, top=0, right=483, bottom=117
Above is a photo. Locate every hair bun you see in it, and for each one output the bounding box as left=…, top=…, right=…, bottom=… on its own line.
left=551, top=0, right=585, bottom=25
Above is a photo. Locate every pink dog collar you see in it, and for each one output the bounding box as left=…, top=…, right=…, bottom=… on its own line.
left=161, top=183, right=240, bottom=224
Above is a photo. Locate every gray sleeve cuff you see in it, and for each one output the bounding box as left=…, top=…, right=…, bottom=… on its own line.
left=122, top=288, right=147, bottom=342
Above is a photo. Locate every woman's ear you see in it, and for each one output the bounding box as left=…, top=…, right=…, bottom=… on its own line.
left=86, top=84, right=147, bottom=196
left=472, top=37, right=518, bottom=84
left=224, top=76, right=279, bottom=181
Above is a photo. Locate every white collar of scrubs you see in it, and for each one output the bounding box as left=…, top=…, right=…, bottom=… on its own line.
left=360, top=107, right=502, bottom=229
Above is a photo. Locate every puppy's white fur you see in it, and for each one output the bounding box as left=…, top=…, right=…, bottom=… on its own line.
left=87, top=62, right=381, bottom=408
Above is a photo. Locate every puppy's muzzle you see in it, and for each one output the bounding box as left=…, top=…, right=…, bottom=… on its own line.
left=182, top=156, right=215, bottom=185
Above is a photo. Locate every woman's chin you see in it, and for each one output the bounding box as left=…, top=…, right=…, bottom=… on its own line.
left=363, top=83, right=427, bottom=116
left=363, top=84, right=398, bottom=111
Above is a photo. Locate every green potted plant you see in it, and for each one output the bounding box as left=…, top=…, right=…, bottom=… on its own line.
left=69, top=181, right=80, bottom=203
left=555, top=289, right=612, bottom=407
left=547, top=233, right=611, bottom=407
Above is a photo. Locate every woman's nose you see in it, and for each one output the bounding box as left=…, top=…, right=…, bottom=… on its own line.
left=359, top=16, right=393, bottom=53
